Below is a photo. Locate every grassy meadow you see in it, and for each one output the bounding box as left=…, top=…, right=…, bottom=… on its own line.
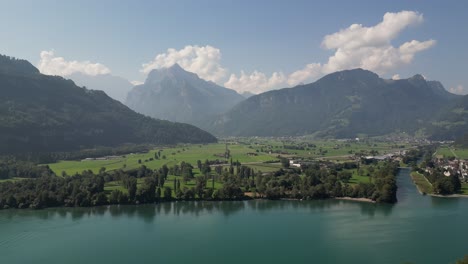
left=47, top=139, right=409, bottom=176
left=410, top=172, right=433, bottom=194
left=49, top=143, right=275, bottom=175
left=435, top=146, right=468, bottom=159
left=44, top=139, right=409, bottom=196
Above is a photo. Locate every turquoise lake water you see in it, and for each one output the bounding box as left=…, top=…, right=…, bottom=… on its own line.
left=1, top=168, right=467, bottom=264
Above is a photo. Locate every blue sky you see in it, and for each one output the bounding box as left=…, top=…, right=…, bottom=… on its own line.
left=0, top=0, right=467, bottom=94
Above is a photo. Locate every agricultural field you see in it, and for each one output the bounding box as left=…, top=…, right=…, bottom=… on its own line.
left=48, top=143, right=276, bottom=175
left=453, top=148, right=468, bottom=159
left=435, top=146, right=468, bottom=159
left=47, top=138, right=411, bottom=178
left=240, top=138, right=410, bottom=160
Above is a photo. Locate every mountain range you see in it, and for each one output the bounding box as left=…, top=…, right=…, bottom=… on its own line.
left=208, top=69, right=465, bottom=138
left=58, top=62, right=468, bottom=142
left=0, top=55, right=216, bottom=154
left=1, top=53, right=467, bottom=155
left=125, top=64, right=244, bottom=129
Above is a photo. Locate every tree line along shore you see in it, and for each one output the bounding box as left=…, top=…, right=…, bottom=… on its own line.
left=4, top=139, right=466, bottom=210
left=0, top=155, right=399, bottom=209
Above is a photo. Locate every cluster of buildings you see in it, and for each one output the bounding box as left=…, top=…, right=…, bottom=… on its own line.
left=433, top=158, right=468, bottom=181
left=361, top=150, right=407, bottom=163
left=289, top=160, right=302, bottom=168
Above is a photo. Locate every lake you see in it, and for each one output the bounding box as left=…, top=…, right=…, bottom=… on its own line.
left=1, top=168, right=467, bottom=264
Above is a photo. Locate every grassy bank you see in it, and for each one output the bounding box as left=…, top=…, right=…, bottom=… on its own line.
left=461, top=183, right=468, bottom=195
left=410, top=171, right=433, bottom=194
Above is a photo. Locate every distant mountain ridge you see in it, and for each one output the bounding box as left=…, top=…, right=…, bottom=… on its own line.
left=68, top=72, right=133, bottom=103
left=209, top=69, right=460, bottom=138
left=429, top=94, right=468, bottom=140
left=126, top=64, right=244, bottom=129
left=0, top=54, right=216, bottom=153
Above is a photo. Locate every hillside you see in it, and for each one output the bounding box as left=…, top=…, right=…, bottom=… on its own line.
left=430, top=94, right=468, bottom=141
left=210, top=69, right=460, bottom=137
left=68, top=72, right=133, bottom=103
left=126, top=64, right=244, bottom=128
left=0, top=55, right=217, bottom=154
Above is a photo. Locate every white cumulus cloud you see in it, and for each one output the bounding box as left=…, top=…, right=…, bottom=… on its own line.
left=392, top=74, right=401, bottom=80
left=141, top=45, right=227, bottom=83
left=321, top=11, right=435, bottom=74
left=287, top=63, right=322, bottom=86
left=449, top=85, right=468, bottom=95
left=139, top=11, right=434, bottom=94
left=321, top=11, right=424, bottom=51
left=38, top=50, right=111, bottom=76
left=224, top=71, right=286, bottom=94
left=223, top=10, right=435, bottom=94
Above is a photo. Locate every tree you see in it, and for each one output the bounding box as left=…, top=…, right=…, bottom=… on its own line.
left=195, top=176, right=207, bottom=198
left=163, top=187, right=172, bottom=200
left=127, top=177, right=137, bottom=202
left=201, top=160, right=211, bottom=174
left=109, top=190, right=123, bottom=204
left=155, top=187, right=161, bottom=201
left=93, top=192, right=108, bottom=206
left=138, top=177, right=156, bottom=203
left=161, top=165, right=169, bottom=178
left=109, top=190, right=128, bottom=204
left=212, top=173, right=215, bottom=189
left=181, top=187, right=195, bottom=200
left=338, top=171, right=352, bottom=183
left=280, top=157, right=290, bottom=168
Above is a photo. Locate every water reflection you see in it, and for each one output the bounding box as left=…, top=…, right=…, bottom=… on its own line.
left=430, top=196, right=461, bottom=209
left=359, top=202, right=394, bottom=217
left=0, top=198, right=401, bottom=223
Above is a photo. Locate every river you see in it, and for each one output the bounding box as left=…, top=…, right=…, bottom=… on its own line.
left=0, top=168, right=467, bottom=264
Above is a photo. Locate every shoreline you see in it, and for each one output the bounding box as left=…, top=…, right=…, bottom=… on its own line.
left=0, top=196, right=381, bottom=211
left=334, top=197, right=375, bottom=203
left=409, top=171, right=468, bottom=198
left=245, top=192, right=375, bottom=203
left=428, top=193, right=468, bottom=198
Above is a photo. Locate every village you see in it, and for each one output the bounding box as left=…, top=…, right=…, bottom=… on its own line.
left=431, top=157, right=468, bottom=182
